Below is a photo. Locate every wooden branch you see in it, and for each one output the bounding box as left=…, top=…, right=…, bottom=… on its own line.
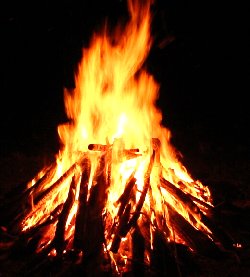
left=110, top=150, right=156, bottom=254
left=18, top=161, right=78, bottom=233
left=126, top=150, right=155, bottom=230
left=88, top=143, right=139, bottom=153
left=73, top=158, right=90, bottom=250
left=81, top=154, right=109, bottom=272
left=53, top=175, right=77, bottom=256
left=160, top=177, right=234, bottom=250
left=200, top=213, right=235, bottom=251
left=132, top=226, right=145, bottom=276
left=160, top=177, right=203, bottom=218
left=166, top=203, right=222, bottom=257
left=0, top=163, right=57, bottom=227
left=110, top=203, right=131, bottom=253
left=117, top=173, right=136, bottom=218
left=28, top=163, right=57, bottom=200
left=150, top=229, right=177, bottom=276
left=177, top=181, right=213, bottom=210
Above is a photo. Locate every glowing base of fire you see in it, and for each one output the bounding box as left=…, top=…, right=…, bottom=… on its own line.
left=8, top=138, right=223, bottom=274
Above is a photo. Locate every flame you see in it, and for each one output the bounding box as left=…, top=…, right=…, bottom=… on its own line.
left=19, top=0, right=214, bottom=272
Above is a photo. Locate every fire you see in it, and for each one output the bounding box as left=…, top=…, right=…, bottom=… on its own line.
left=10, top=0, right=221, bottom=274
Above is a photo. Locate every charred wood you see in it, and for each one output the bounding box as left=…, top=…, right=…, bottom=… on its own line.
left=88, top=143, right=139, bottom=153
left=17, top=161, right=78, bottom=233
left=53, top=175, right=77, bottom=256
left=111, top=150, right=155, bottom=252
left=160, top=177, right=234, bottom=251
left=166, top=204, right=223, bottom=257
left=150, top=229, right=180, bottom=277
left=110, top=203, right=131, bottom=253
left=117, top=173, right=136, bottom=218
left=81, top=154, right=109, bottom=273
left=132, top=226, right=145, bottom=276
left=125, top=150, right=155, bottom=231
left=160, top=177, right=204, bottom=218
left=0, top=163, right=57, bottom=226
left=73, top=159, right=91, bottom=250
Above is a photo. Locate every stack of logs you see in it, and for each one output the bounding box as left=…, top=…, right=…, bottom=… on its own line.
left=0, top=139, right=236, bottom=276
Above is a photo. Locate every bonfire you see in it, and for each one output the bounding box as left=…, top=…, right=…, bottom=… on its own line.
left=0, top=0, right=234, bottom=276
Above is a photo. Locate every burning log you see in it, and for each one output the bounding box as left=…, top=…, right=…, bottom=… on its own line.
left=110, top=203, right=132, bottom=253
left=107, top=171, right=136, bottom=251
left=81, top=154, right=110, bottom=274
left=0, top=0, right=240, bottom=274
left=88, top=143, right=139, bottom=153
left=160, top=177, right=234, bottom=251
left=0, top=163, right=57, bottom=226
left=117, top=173, right=136, bottom=218
left=160, top=177, right=208, bottom=216
left=177, top=180, right=213, bottom=210
left=110, top=150, right=155, bottom=254
left=73, top=158, right=91, bottom=251
left=53, top=174, right=78, bottom=256
left=126, top=150, right=155, bottom=230
left=9, top=203, right=63, bottom=258
left=88, top=143, right=141, bottom=161
left=166, top=203, right=222, bottom=257
left=16, top=160, right=81, bottom=233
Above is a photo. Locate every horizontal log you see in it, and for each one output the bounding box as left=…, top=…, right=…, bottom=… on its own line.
left=88, top=144, right=139, bottom=153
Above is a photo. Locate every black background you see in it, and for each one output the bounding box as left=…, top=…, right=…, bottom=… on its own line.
left=0, top=0, right=249, bottom=173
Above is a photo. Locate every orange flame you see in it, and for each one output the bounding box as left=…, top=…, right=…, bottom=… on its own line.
left=21, top=0, right=213, bottom=270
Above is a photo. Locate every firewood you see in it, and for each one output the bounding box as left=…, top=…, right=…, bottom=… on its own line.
left=19, top=242, right=55, bottom=276
left=107, top=171, right=136, bottom=244
left=150, top=228, right=180, bottom=276
left=88, top=143, right=141, bottom=161
left=160, top=177, right=234, bottom=251
left=81, top=154, right=109, bottom=271
left=125, top=150, right=155, bottom=231
left=1, top=162, right=56, bottom=208
left=18, top=161, right=79, bottom=233
left=88, top=143, right=139, bottom=153
left=0, top=166, right=53, bottom=226
left=0, top=163, right=57, bottom=226
left=53, top=174, right=77, bottom=256
left=166, top=203, right=223, bottom=257
left=160, top=177, right=203, bottom=217
left=200, top=213, right=235, bottom=251
left=73, top=159, right=91, bottom=250
left=132, top=226, right=145, bottom=276
left=27, top=162, right=57, bottom=202
left=116, top=173, right=136, bottom=217
left=3, top=202, right=63, bottom=262
left=177, top=180, right=213, bottom=210
left=110, top=150, right=156, bottom=252
left=110, top=203, right=131, bottom=253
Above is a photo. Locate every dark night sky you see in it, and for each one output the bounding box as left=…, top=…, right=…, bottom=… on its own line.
left=0, top=0, right=249, bottom=160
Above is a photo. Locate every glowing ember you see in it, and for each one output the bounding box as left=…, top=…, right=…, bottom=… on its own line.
left=2, top=0, right=230, bottom=275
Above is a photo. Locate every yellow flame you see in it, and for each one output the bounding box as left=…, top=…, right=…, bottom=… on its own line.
left=21, top=0, right=213, bottom=267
